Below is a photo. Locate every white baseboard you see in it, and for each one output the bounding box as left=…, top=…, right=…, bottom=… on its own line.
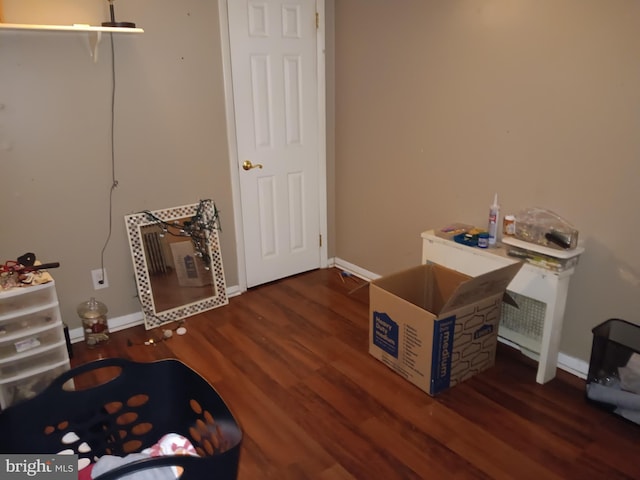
left=331, top=257, right=589, bottom=380
left=69, top=311, right=144, bottom=343
left=557, top=352, right=589, bottom=379
left=331, top=257, right=381, bottom=281
left=496, top=335, right=588, bottom=379
left=69, top=284, right=244, bottom=343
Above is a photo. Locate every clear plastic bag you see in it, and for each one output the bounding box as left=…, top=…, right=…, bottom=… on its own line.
left=513, top=207, right=579, bottom=250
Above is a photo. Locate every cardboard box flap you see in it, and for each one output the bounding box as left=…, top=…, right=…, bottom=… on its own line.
left=372, top=265, right=434, bottom=310
left=440, top=262, right=522, bottom=314
left=373, top=263, right=472, bottom=314
left=426, top=264, right=471, bottom=313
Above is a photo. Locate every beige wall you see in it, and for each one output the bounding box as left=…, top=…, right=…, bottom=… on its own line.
left=0, top=0, right=238, bottom=328
left=333, top=0, right=640, bottom=363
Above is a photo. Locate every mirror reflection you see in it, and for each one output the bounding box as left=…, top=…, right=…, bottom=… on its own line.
left=140, top=222, right=216, bottom=313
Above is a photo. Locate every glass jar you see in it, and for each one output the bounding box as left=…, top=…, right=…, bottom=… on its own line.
left=477, top=232, right=490, bottom=248
left=77, top=297, right=109, bottom=347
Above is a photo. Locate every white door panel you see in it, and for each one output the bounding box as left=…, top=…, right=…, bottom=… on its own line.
left=228, top=0, right=321, bottom=287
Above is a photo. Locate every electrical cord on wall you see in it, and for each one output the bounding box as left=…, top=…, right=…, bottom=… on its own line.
left=98, top=33, right=118, bottom=285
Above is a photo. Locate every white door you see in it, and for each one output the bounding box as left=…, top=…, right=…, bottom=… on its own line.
left=227, top=0, right=325, bottom=288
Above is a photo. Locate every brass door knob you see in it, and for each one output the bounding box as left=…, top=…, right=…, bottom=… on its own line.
left=242, top=160, right=263, bottom=171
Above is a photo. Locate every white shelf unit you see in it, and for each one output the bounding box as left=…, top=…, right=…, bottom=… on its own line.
left=421, top=230, right=584, bottom=384
left=0, top=23, right=144, bottom=34
left=0, top=281, right=70, bottom=409
left=0, top=23, right=144, bottom=61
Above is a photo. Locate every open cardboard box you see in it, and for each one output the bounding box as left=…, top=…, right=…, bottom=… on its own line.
left=369, top=262, right=522, bottom=395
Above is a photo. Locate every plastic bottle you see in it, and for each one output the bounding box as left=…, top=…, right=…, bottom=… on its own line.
left=487, top=193, right=500, bottom=247
left=503, top=214, right=516, bottom=236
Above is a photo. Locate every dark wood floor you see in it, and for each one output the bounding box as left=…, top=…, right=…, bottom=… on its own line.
left=71, top=267, right=640, bottom=479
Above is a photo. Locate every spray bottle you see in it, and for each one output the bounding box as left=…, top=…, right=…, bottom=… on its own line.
left=488, top=193, right=500, bottom=247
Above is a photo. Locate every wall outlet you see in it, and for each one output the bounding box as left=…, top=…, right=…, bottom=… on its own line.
left=91, top=269, right=109, bottom=290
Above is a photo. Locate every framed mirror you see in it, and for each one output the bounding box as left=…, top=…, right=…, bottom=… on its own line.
left=125, top=200, right=228, bottom=329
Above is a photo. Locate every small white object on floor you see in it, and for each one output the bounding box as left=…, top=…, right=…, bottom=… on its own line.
left=176, top=327, right=187, bottom=336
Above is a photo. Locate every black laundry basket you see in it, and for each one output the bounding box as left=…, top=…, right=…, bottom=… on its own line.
left=0, top=358, right=242, bottom=480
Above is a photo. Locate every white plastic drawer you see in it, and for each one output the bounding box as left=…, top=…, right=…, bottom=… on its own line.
left=0, top=304, right=60, bottom=340
left=0, top=283, right=58, bottom=316
left=0, top=321, right=64, bottom=360
left=0, top=342, right=68, bottom=381
left=0, top=360, right=69, bottom=409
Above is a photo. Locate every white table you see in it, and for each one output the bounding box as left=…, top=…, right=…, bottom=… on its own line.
left=421, top=230, right=583, bottom=384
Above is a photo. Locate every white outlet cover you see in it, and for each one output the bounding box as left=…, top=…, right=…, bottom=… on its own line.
left=91, top=269, right=109, bottom=289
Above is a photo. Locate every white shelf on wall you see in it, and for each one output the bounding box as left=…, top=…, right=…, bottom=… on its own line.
left=0, top=23, right=144, bottom=62
left=0, top=23, right=143, bottom=34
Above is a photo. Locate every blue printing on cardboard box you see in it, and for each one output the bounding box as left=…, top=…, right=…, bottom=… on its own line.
left=372, top=311, right=399, bottom=358
left=474, top=323, right=494, bottom=340
left=430, top=315, right=456, bottom=395
left=373, top=311, right=493, bottom=395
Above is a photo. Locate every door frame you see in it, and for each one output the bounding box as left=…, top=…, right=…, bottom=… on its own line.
left=218, top=0, right=328, bottom=293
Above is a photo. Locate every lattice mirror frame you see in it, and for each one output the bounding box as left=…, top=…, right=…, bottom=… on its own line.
left=125, top=201, right=228, bottom=330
